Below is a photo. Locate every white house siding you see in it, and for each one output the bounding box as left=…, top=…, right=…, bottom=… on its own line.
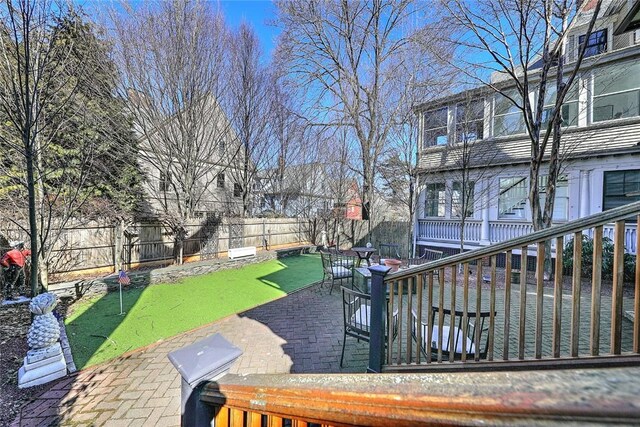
left=415, top=2, right=640, bottom=256
left=416, top=153, right=640, bottom=255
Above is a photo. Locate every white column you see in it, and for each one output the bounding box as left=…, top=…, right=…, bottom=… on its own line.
left=578, top=72, right=589, bottom=127
left=480, top=179, right=491, bottom=245
left=579, top=170, right=591, bottom=218
left=444, top=178, right=453, bottom=219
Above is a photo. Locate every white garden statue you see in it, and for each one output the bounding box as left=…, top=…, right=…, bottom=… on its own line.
left=18, top=292, right=67, bottom=388
left=27, top=293, right=60, bottom=349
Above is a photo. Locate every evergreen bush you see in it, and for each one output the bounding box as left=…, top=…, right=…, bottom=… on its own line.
left=563, top=235, right=635, bottom=282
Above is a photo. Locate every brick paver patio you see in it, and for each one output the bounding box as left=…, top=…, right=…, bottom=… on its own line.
left=12, top=281, right=368, bottom=426
left=11, top=269, right=636, bottom=426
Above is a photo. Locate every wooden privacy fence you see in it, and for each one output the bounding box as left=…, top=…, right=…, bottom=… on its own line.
left=1, top=217, right=308, bottom=277
left=366, top=200, right=640, bottom=373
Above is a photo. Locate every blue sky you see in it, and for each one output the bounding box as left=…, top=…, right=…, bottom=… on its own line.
left=220, top=0, right=279, bottom=58
left=81, top=0, right=280, bottom=60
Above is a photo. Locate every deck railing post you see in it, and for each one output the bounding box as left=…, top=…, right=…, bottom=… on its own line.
left=168, top=334, right=242, bottom=426
left=368, top=265, right=391, bottom=373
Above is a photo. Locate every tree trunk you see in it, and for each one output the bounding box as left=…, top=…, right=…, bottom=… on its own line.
left=38, top=253, right=49, bottom=291
left=25, top=143, right=40, bottom=296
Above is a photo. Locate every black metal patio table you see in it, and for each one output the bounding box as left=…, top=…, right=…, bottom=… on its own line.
left=350, top=247, right=377, bottom=267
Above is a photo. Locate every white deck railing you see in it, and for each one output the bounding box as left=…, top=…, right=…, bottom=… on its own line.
left=417, top=218, right=637, bottom=254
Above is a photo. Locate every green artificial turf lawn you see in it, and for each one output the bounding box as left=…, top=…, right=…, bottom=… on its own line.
left=65, top=254, right=321, bottom=369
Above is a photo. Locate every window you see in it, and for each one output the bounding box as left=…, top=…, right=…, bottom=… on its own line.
left=159, top=170, right=171, bottom=192
left=493, top=91, right=525, bottom=136
left=541, top=82, right=579, bottom=128
left=538, top=175, right=569, bottom=221
left=593, top=60, right=640, bottom=122
left=424, top=183, right=446, bottom=217
left=423, top=107, right=448, bottom=147
left=498, top=177, right=527, bottom=219
left=218, top=139, right=225, bottom=155
left=217, top=173, right=225, bottom=188
left=233, top=183, right=242, bottom=198
left=603, top=170, right=640, bottom=211
left=455, top=100, right=484, bottom=143
left=578, top=29, right=607, bottom=58
left=452, top=181, right=475, bottom=218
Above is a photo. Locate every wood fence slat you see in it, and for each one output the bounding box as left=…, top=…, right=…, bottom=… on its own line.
left=416, top=272, right=424, bottom=364
left=462, top=263, right=469, bottom=362
left=489, top=255, right=496, bottom=361
left=406, top=276, right=413, bottom=364
left=571, top=232, right=582, bottom=357
left=504, top=251, right=512, bottom=361
left=475, top=259, right=482, bottom=362
left=636, top=215, right=640, bottom=353
left=396, top=280, right=404, bottom=365
left=437, top=269, right=445, bottom=363
left=611, top=220, right=625, bottom=355
left=215, top=406, right=230, bottom=427
left=427, top=272, right=434, bottom=363
left=591, top=226, right=603, bottom=356
left=553, top=236, right=563, bottom=358
left=250, top=411, right=262, bottom=427
left=268, top=415, right=284, bottom=427
left=231, top=408, right=244, bottom=426
left=387, top=280, right=395, bottom=365
left=535, top=242, right=545, bottom=359
left=449, top=266, right=457, bottom=363
left=519, top=247, right=527, bottom=360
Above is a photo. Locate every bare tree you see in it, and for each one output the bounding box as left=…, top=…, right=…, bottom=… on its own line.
left=378, top=117, right=418, bottom=253
left=111, top=1, right=232, bottom=262
left=253, top=74, right=310, bottom=217
left=276, top=0, right=439, bottom=235
left=443, top=0, right=603, bottom=232
left=0, top=1, right=128, bottom=292
left=443, top=93, right=501, bottom=263
left=226, top=22, right=275, bottom=217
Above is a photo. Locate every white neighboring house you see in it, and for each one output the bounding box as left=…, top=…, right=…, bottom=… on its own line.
left=133, top=95, right=247, bottom=219
left=414, top=0, right=640, bottom=257
left=254, top=162, right=339, bottom=218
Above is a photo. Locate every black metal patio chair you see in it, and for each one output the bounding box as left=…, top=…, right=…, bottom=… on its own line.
left=411, top=306, right=493, bottom=361
left=320, top=251, right=357, bottom=294
left=341, top=286, right=398, bottom=367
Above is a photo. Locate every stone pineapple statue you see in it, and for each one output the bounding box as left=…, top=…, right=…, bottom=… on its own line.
left=27, top=293, right=60, bottom=349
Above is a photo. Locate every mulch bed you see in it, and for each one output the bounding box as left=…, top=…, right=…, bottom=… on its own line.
left=0, top=297, right=72, bottom=426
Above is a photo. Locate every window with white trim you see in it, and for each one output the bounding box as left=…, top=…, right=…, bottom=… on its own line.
left=452, top=181, right=475, bottom=218
left=541, top=82, right=579, bottom=128
left=603, top=170, right=640, bottom=211
left=538, top=175, right=569, bottom=221
left=593, top=60, right=640, bottom=122
left=423, top=107, right=448, bottom=147
left=493, top=91, right=525, bottom=136
left=159, top=170, right=171, bottom=192
left=498, top=177, right=527, bottom=219
left=233, top=183, right=242, bottom=198
left=578, top=29, right=607, bottom=58
left=455, top=100, right=484, bottom=143
left=424, top=183, right=446, bottom=217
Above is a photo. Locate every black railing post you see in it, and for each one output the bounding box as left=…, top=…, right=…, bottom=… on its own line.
left=368, top=265, right=391, bottom=373
left=168, top=334, right=242, bottom=426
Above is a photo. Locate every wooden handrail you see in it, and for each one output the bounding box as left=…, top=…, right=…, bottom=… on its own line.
left=201, top=368, right=640, bottom=426
left=377, top=200, right=640, bottom=371
left=389, top=200, right=640, bottom=281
